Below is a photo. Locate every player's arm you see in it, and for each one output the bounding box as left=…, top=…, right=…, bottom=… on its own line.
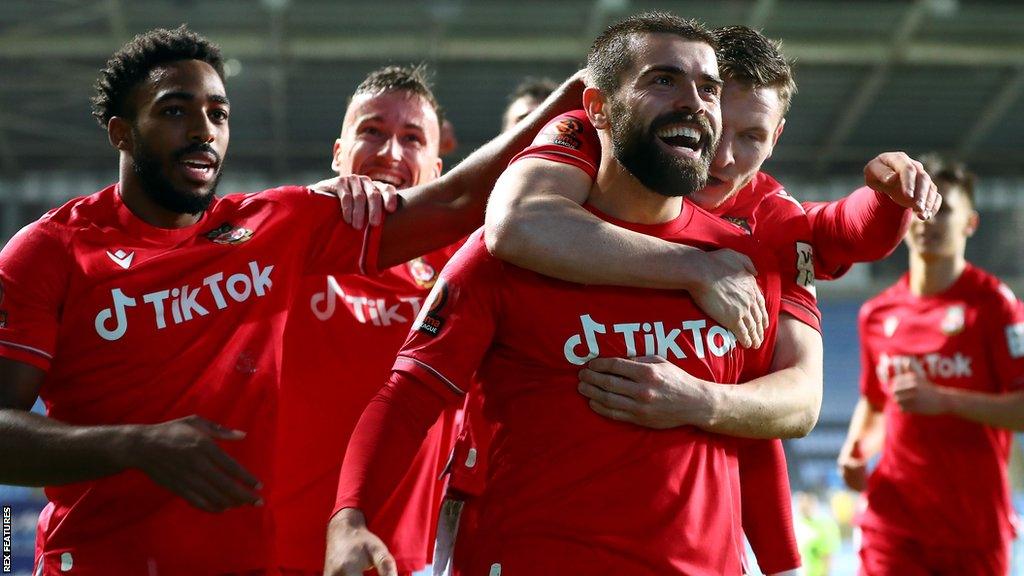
left=0, top=358, right=123, bottom=484
left=326, top=370, right=457, bottom=576
left=804, top=152, right=939, bottom=279
left=892, top=373, right=1024, bottom=430
left=0, top=358, right=261, bottom=512
left=485, top=156, right=766, bottom=349
left=376, top=73, right=585, bottom=270
left=326, top=234, right=499, bottom=576
left=836, top=397, right=884, bottom=492
left=578, top=314, right=822, bottom=438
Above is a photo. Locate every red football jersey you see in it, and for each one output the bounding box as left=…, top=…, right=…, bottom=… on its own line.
left=858, top=264, right=1024, bottom=549
left=0, top=183, right=379, bottom=576
left=274, top=243, right=462, bottom=573
left=338, top=202, right=782, bottom=574
left=489, top=110, right=820, bottom=572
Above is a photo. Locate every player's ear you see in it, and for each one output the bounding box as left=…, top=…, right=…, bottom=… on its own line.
left=766, top=118, right=786, bottom=159
left=583, top=87, right=609, bottom=129
left=330, top=139, right=343, bottom=173
left=965, top=210, right=979, bottom=237
left=108, top=117, right=132, bottom=152
left=433, top=157, right=443, bottom=179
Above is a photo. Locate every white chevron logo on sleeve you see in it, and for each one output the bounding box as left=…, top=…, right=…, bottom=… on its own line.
left=106, top=249, right=135, bottom=269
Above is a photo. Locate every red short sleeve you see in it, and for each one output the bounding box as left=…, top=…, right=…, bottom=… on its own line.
left=0, top=221, right=69, bottom=371
left=393, top=231, right=503, bottom=395
left=510, top=109, right=601, bottom=179
left=754, top=191, right=822, bottom=332
left=985, top=284, right=1024, bottom=392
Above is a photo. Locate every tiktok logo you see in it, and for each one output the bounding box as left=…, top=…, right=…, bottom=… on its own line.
left=563, top=314, right=607, bottom=365
left=562, top=313, right=737, bottom=365
left=94, top=288, right=137, bottom=341
left=311, top=275, right=423, bottom=326
left=93, top=260, right=274, bottom=341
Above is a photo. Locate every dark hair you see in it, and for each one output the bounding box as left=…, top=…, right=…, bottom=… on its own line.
left=714, top=25, right=797, bottom=117
left=587, top=11, right=717, bottom=94
left=348, top=64, right=443, bottom=126
left=919, top=153, right=976, bottom=206
left=508, top=77, right=557, bottom=104
left=91, top=25, right=224, bottom=128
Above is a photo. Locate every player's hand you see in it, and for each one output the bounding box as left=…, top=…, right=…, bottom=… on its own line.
left=117, top=415, right=262, bottom=513
left=892, top=372, right=948, bottom=415
left=308, top=175, right=399, bottom=229
left=325, top=508, right=397, bottom=576
left=692, top=249, right=767, bottom=349
left=578, top=356, right=714, bottom=430
left=837, top=440, right=868, bottom=491
left=864, top=152, right=941, bottom=220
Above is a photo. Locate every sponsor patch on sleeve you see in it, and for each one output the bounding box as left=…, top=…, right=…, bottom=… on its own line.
left=1006, top=322, right=1024, bottom=359
left=795, top=241, right=815, bottom=293
left=413, top=279, right=449, bottom=337
left=541, top=117, right=585, bottom=150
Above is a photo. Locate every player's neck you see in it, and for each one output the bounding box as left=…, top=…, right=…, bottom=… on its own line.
left=909, top=253, right=966, bottom=296
left=119, top=159, right=203, bottom=229
left=590, top=159, right=683, bottom=224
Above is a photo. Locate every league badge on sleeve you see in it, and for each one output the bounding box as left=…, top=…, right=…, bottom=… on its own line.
left=1006, top=323, right=1024, bottom=359
left=941, top=305, right=965, bottom=335
left=542, top=117, right=584, bottom=150
left=413, top=278, right=449, bottom=337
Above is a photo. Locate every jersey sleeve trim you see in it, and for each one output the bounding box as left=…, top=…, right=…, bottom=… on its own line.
left=780, top=298, right=823, bottom=333
left=0, top=340, right=52, bottom=370
left=358, top=220, right=384, bottom=276
left=512, top=146, right=598, bottom=178
left=393, top=355, right=467, bottom=396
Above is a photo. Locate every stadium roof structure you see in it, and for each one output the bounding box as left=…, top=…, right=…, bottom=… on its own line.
left=2, top=0, right=1023, bottom=180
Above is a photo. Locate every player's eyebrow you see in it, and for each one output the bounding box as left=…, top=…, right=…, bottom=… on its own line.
left=639, top=65, right=724, bottom=87
left=154, top=91, right=231, bottom=106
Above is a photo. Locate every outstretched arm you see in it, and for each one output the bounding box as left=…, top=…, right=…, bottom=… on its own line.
left=805, top=152, right=939, bottom=279
left=375, top=73, right=586, bottom=270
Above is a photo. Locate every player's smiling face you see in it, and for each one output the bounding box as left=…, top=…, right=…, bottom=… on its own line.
left=605, top=33, right=723, bottom=198
left=333, top=90, right=443, bottom=189
left=700, top=81, right=786, bottom=210
left=123, top=59, right=229, bottom=215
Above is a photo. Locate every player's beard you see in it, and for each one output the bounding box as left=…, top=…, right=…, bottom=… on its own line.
left=608, top=99, right=717, bottom=198
left=131, top=128, right=222, bottom=216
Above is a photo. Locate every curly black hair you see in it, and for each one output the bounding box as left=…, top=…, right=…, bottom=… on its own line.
left=91, top=25, right=224, bottom=128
